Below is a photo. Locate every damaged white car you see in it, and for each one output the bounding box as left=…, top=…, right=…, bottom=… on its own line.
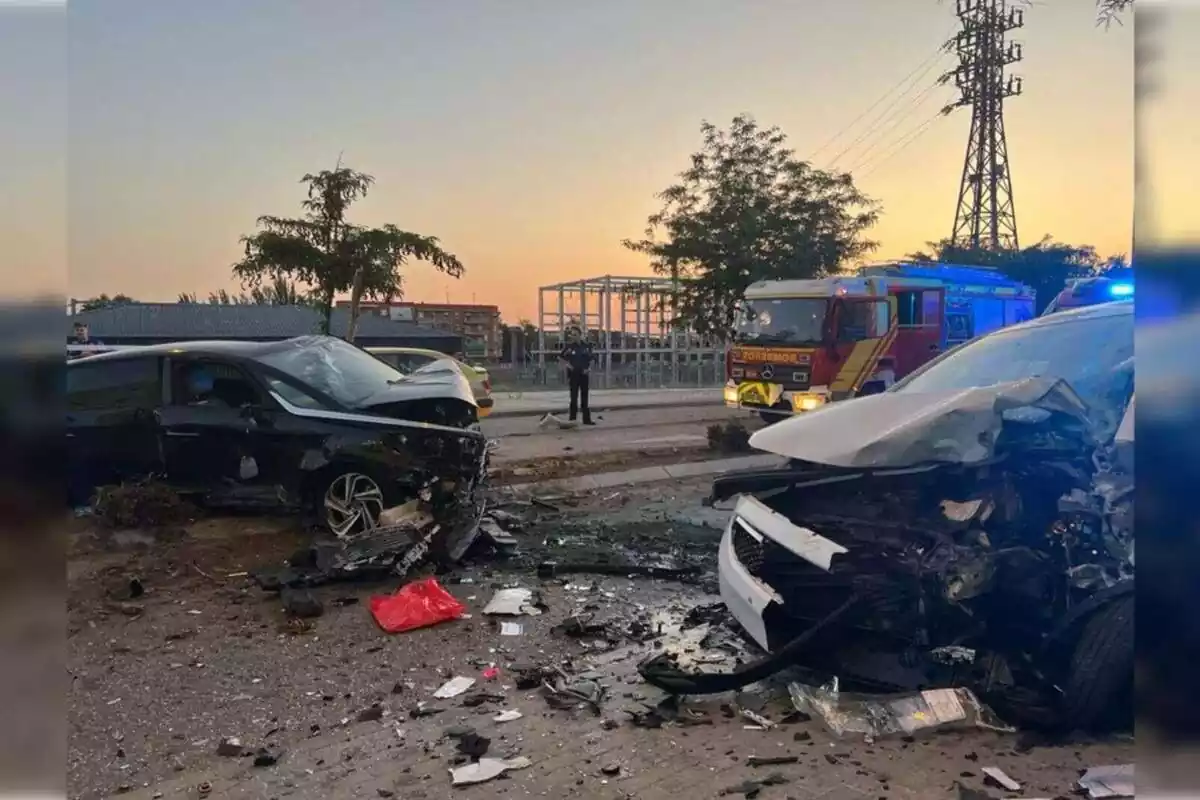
left=665, top=301, right=1134, bottom=731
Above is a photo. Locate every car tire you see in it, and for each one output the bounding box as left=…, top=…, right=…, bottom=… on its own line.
left=1061, top=594, right=1134, bottom=729
left=315, top=465, right=401, bottom=540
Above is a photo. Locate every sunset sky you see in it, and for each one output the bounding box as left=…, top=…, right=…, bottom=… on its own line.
left=4, top=0, right=1139, bottom=321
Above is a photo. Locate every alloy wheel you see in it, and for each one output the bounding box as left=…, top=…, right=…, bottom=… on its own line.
left=323, top=472, right=385, bottom=539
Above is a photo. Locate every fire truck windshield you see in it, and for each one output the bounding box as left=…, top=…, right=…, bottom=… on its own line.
left=734, top=297, right=827, bottom=345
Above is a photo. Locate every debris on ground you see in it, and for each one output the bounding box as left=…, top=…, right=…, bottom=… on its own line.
left=787, top=679, right=1012, bottom=738
left=369, top=578, right=466, bottom=634
left=720, top=772, right=789, bottom=797
left=538, top=413, right=579, bottom=431
left=279, top=587, right=323, bottom=619
left=448, top=756, right=533, bottom=786
left=215, top=737, right=244, bottom=757
left=980, top=766, right=1020, bottom=792
left=706, top=421, right=752, bottom=453
left=251, top=746, right=281, bottom=767
left=492, top=709, right=522, bottom=723
left=482, top=587, right=541, bottom=616
left=432, top=676, right=476, bottom=699
left=92, top=478, right=195, bottom=529
left=499, top=621, right=523, bottom=636
left=455, top=731, right=491, bottom=759
left=1076, top=764, right=1134, bottom=798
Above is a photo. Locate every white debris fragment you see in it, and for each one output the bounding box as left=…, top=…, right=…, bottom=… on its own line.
left=186, top=609, right=203, bottom=615
left=483, top=588, right=540, bottom=616
left=500, top=622, right=523, bottom=636
left=982, top=766, right=1021, bottom=792
left=740, top=709, right=776, bottom=729
left=433, top=676, right=476, bottom=699
left=393, top=726, right=406, bottom=741
left=1077, top=764, right=1134, bottom=799
left=449, top=756, right=533, bottom=786
left=492, top=710, right=523, bottom=723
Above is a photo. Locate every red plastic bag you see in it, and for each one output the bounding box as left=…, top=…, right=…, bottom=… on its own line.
left=369, top=578, right=466, bottom=633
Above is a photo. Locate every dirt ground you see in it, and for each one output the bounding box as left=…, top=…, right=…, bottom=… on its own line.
left=67, top=478, right=1132, bottom=800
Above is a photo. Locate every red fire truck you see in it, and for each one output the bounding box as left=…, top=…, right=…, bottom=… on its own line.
left=723, top=262, right=1036, bottom=420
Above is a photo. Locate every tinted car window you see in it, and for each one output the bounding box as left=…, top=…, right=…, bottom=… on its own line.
left=68, top=358, right=161, bottom=411
left=894, top=306, right=1134, bottom=423
left=264, top=376, right=330, bottom=410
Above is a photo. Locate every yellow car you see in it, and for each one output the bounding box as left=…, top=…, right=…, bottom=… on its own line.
left=366, top=347, right=495, bottom=418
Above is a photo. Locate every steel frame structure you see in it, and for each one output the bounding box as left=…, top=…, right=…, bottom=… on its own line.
left=535, top=275, right=726, bottom=388
left=946, top=0, right=1024, bottom=250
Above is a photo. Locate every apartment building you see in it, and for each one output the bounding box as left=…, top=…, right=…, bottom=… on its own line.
left=341, top=300, right=502, bottom=359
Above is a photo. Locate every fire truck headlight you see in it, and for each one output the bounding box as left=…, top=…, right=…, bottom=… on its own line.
left=794, top=394, right=825, bottom=411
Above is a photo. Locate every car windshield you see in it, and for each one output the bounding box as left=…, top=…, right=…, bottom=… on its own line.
left=735, top=298, right=828, bottom=345
left=253, top=336, right=407, bottom=408
left=893, top=305, right=1134, bottom=427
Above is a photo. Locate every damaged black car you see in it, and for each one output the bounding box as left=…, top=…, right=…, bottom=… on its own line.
left=67, top=336, right=489, bottom=555
left=648, top=300, right=1134, bottom=731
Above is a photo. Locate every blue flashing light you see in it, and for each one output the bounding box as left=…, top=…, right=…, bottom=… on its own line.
left=1108, top=282, right=1134, bottom=297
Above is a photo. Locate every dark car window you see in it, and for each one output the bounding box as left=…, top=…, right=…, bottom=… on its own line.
left=263, top=376, right=330, bottom=410
left=68, top=357, right=161, bottom=411
left=893, top=306, right=1134, bottom=422
left=252, top=336, right=405, bottom=408
left=168, top=359, right=263, bottom=408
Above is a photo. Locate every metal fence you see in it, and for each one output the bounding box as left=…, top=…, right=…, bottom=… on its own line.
left=530, top=275, right=727, bottom=390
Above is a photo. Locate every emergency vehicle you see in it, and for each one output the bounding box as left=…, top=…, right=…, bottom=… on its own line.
left=1041, top=275, right=1133, bottom=316
left=723, top=262, right=1036, bottom=420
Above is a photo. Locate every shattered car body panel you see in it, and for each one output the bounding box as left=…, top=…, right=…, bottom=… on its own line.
left=703, top=302, right=1134, bottom=729
left=67, top=336, right=489, bottom=553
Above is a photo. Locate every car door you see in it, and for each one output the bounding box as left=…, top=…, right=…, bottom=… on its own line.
left=157, top=356, right=264, bottom=490
left=67, top=356, right=166, bottom=499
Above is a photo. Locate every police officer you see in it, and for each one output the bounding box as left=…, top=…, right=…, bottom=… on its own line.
left=558, top=325, right=595, bottom=425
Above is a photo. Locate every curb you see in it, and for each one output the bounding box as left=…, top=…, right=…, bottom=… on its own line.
left=501, top=453, right=783, bottom=494
left=489, top=396, right=724, bottom=419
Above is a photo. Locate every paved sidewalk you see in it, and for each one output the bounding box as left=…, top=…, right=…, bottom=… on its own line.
left=489, top=386, right=724, bottom=417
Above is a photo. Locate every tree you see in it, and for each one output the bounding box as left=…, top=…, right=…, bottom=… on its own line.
left=906, top=236, right=1129, bottom=313
left=78, top=293, right=137, bottom=312
left=623, top=115, right=880, bottom=337
left=232, top=165, right=464, bottom=336
left=1097, top=0, right=1133, bottom=26
left=180, top=277, right=313, bottom=307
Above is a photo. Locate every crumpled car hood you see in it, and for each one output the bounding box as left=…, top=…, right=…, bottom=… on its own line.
left=354, top=369, right=477, bottom=410
left=749, top=377, right=1097, bottom=469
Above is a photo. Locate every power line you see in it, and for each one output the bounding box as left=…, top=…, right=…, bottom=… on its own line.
left=844, top=78, right=948, bottom=173
left=825, top=47, right=951, bottom=170
left=807, top=29, right=955, bottom=164
left=857, top=111, right=946, bottom=179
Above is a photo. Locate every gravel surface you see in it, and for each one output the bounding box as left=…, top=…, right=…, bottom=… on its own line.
left=68, top=478, right=1132, bottom=800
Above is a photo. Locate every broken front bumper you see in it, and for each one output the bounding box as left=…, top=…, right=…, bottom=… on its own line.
left=718, top=494, right=848, bottom=653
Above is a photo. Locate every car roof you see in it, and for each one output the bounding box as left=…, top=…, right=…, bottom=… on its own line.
left=67, top=336, right=325, bottom=365
left=366, top=346, right=450, bottom=357
left=1016, top=298, right=1131, bottom=330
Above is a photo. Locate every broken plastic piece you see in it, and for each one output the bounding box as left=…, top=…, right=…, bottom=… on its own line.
left=500, top=621, right=523, bottom=636
left=1076, top=764, right=1134, bottom=799
left=981, top=767, right=1020, bottom=792
left=369, top=578, right=465, bottom=634
left=787, top=679, right=1012, bottom=738
left=433, top=676, right=476, bottom=699
left=492, top=709, right=523, bottom=723
left=482, top=588, right=540, bottom=616
left=449, top=756, right=533, bottom=786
